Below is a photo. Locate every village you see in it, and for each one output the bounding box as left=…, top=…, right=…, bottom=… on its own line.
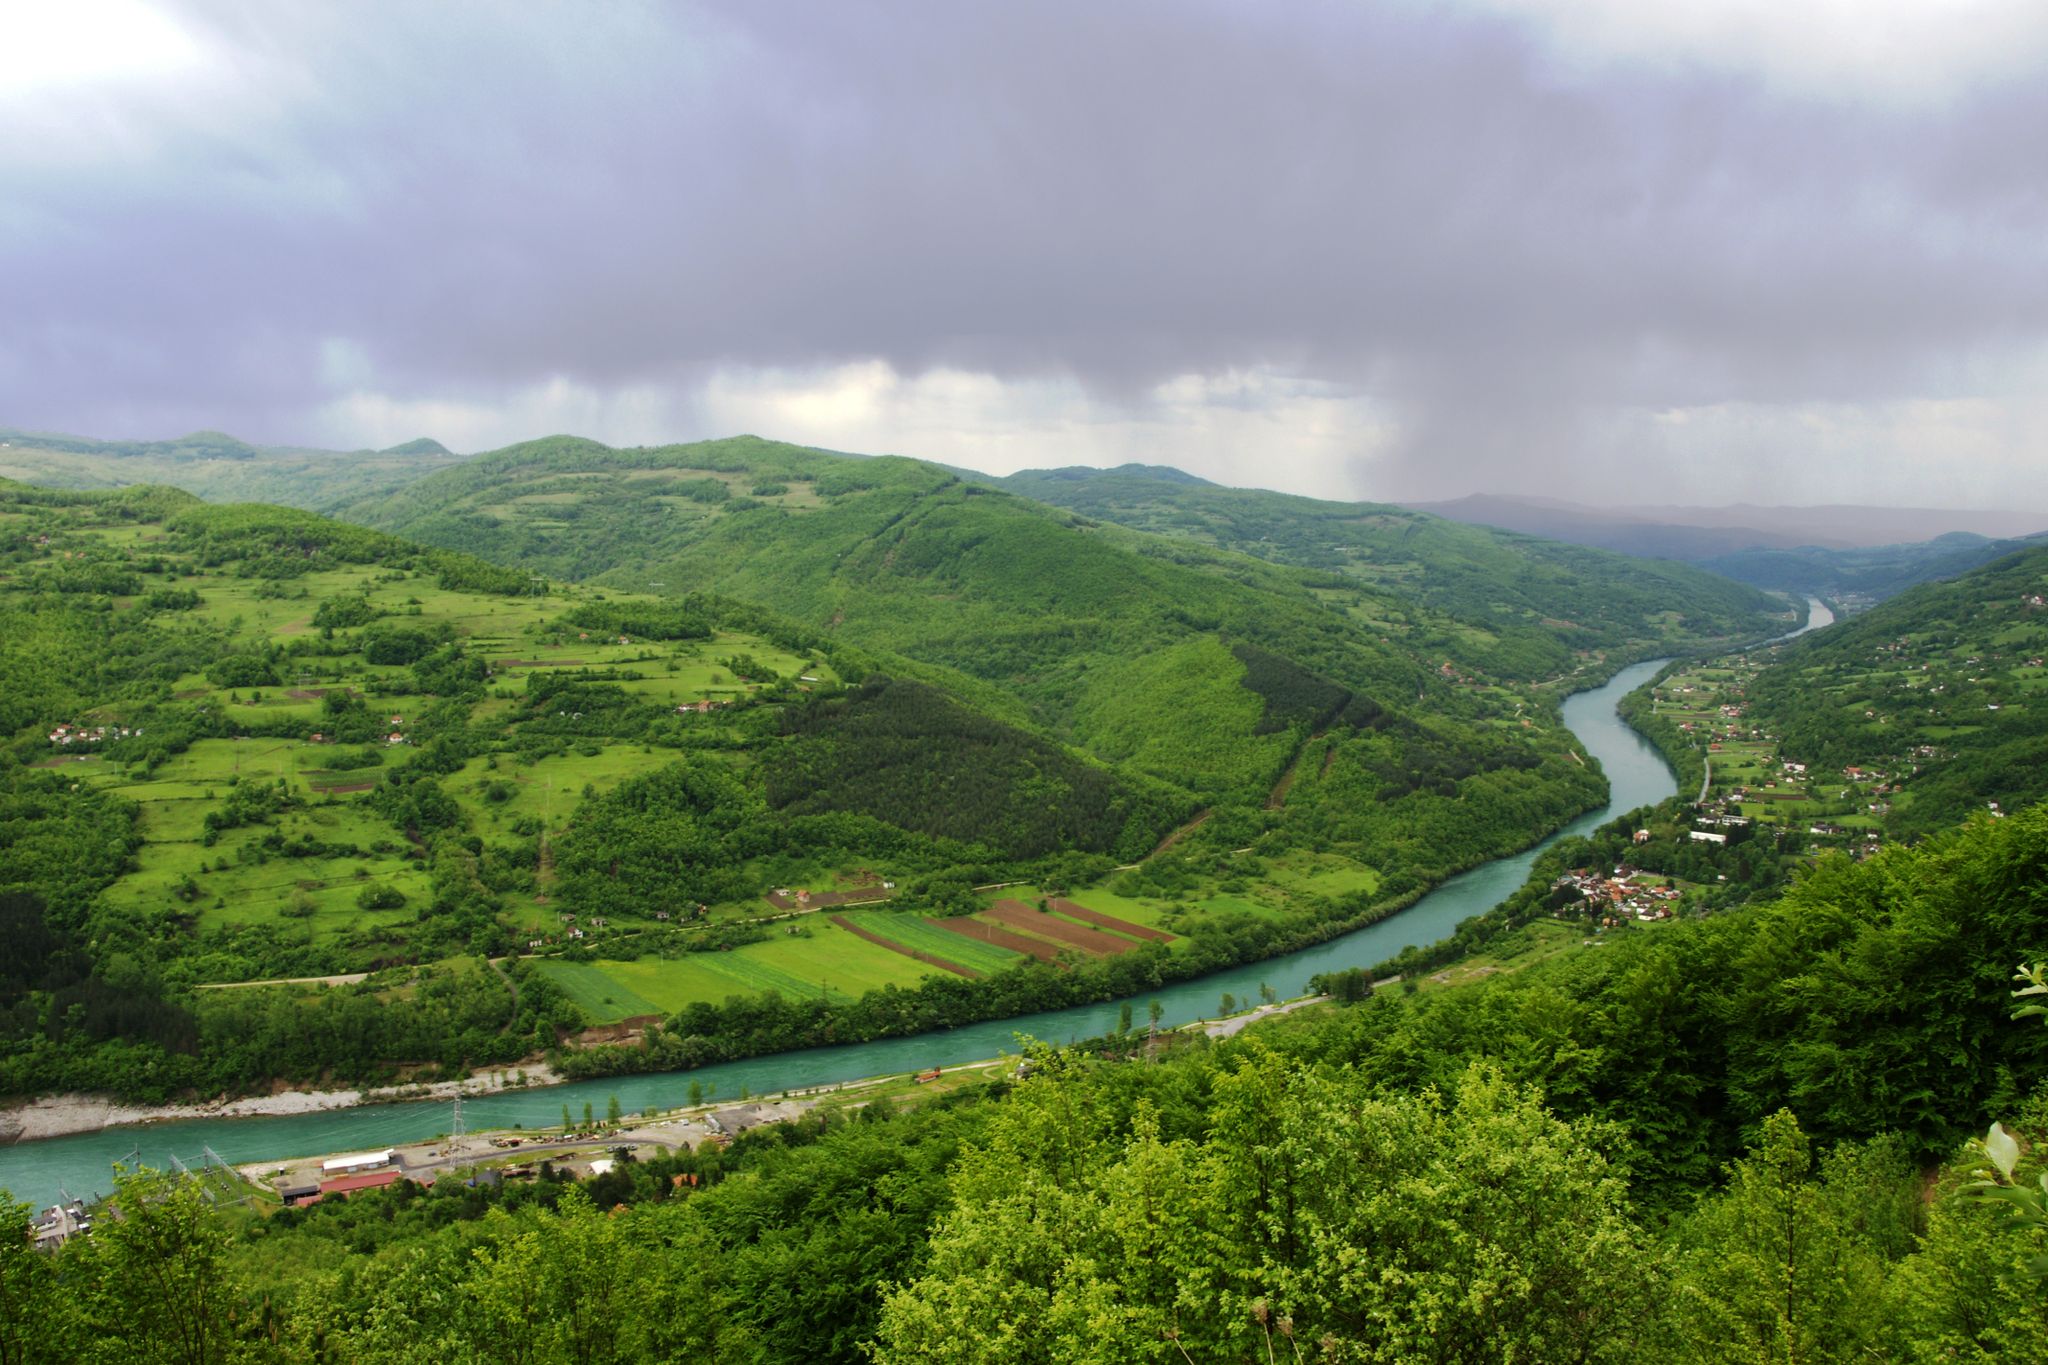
left=1645, top=654, right=1898, bottom=861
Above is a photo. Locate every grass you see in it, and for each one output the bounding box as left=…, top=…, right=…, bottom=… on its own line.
left=535, top=920, right=946, bottom=1023
left=836, top=910, right=1025, bottom=974
left=1262, top=853, right=1384, bottom=900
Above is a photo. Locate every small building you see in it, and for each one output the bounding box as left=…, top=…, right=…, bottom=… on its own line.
left=322, top=1149, right=395, bottom=1175
left=1688, top=831, right=1727, bottom=845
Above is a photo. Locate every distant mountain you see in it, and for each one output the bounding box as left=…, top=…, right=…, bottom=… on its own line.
left=380, top=436, right=453, bottom=457
left=1700, top=531, right=2048, bottom=602
left=1010, top=462, right=1218, bottom=488
left=0, top=424, right=467, bottom=509
left=1408, top=492, right=2048, bottom=601
left=1410, top=493, right=2048, bottom=553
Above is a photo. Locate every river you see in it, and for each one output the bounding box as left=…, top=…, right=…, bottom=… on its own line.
left=1, top=656, right=1691, bottom=1208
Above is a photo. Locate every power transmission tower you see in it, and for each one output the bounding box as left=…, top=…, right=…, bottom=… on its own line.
left=452, top=1096, right=466, bottom=1140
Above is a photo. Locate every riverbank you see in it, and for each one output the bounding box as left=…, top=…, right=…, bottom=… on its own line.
left=8, top=988, right=1350, bottom=1150
left=0, top=659, right=1681, bottom=1210
left=0, top=1065, right=561, bottom=1145
left=246, top=995, right=1359, bottom=1196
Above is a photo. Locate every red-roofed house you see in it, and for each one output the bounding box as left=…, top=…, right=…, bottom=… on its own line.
left=319, top=1170, right=407, bottom=1198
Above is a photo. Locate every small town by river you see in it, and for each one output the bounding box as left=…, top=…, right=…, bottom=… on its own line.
left=0, top=651, right=1712, bottom=1208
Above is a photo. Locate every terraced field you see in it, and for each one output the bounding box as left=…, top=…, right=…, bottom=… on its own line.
left=1046, top=897, right=1173, bottom=943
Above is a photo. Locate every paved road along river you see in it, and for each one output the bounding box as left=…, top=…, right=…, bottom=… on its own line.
left=1, top=655, right=1693, bottom=1208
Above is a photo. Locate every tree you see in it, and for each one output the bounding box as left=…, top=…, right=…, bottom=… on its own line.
left=0, top=1196, right=63, bottom=1365
left=1658, top=1111, right=1911, bottom=1363
left=606, top=1094, right=623, bottom=1128
left=1147, top=999, right=1163, bottom=1031
left=70, top=1168, right=236, bottom=1365
left=875, top=1054, right=1657, bottom=1363
left=1959, top=962, right=2048, bottom=1277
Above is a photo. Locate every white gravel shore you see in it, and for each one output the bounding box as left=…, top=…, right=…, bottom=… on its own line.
left=0, top=1066, right=561, bottom=1144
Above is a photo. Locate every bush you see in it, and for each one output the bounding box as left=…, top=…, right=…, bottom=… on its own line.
left=206, top=654, right=278, bottom=688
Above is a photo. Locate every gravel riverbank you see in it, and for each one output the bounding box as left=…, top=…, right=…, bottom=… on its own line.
left=0, top=1066, right=562, bottom=1145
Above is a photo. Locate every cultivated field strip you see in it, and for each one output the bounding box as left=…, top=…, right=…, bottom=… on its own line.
left=935, top=915, right=1063, bottom=961
left=837, top=911, right=1025, bottom=973
left=1048, top=898, right=1174, bottom=943
left=985, top=899, right=1138, bottom=954
left=829, top=914, right=979, bottom=978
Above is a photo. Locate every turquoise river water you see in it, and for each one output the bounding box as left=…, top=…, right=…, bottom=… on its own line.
left=1, top=647, right=1735, bottom=1208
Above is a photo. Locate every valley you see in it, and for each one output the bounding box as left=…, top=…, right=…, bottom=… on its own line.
left=5, top=447, right=1743, bottom=1115
left=6, top=442, right=2048, bottom=1365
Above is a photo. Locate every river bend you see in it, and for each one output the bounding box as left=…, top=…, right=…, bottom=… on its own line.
left=0, top=657, right=1684, bottom=1207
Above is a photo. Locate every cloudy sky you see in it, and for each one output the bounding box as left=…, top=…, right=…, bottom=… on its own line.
left=5, top=0, right=2047, bottom=506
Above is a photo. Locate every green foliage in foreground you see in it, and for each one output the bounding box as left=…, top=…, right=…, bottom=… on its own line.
left=16, top=803, right=2048, bottom=1365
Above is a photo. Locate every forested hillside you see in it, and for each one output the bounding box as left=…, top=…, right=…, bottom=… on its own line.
left=0, top=468, right=1627, bottom=1104
left=1743, top=541, right=2048, bottom=836
left=999, top=462, right=1784, bottom=672
left=0, top=481, right=1232, bottom=1101
left=10, top=801, right=2048, bottom=1364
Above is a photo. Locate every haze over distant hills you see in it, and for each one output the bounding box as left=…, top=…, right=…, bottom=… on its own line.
left=0, top=425, right=464, bottom=508
left=1402, top=491, right=2048, bottom=601
left=1407, top=492, right=2048, bottom=556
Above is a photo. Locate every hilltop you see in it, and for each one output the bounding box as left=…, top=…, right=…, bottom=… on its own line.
left=0, top=424, right=467, bottom=509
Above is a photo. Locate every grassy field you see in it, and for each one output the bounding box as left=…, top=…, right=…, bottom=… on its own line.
left=534, top=919, right=948, bottom=1023
left=835, top=910, right=1026, bottom=974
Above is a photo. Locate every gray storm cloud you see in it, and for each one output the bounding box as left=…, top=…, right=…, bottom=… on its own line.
left=4, top=0, right=2047, bottom=500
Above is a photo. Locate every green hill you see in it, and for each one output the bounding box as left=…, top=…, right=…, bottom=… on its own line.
left=339, top=436, right=1643, bottom=922
left=996, top=462, right=1783, bottom=673
left=1700, top=531, right=2048, bottom=604
left=0, top=424, right=468, bottom=509
left=1745, top=540, right=2048, bottom=836
left=0, top=467, right=1616, bottom=1103
left=335, top=434, right=1775, bottom=798
left=380, top=437, right=453, bottom=457
left=0, top=480, right=1209, bottom=1099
